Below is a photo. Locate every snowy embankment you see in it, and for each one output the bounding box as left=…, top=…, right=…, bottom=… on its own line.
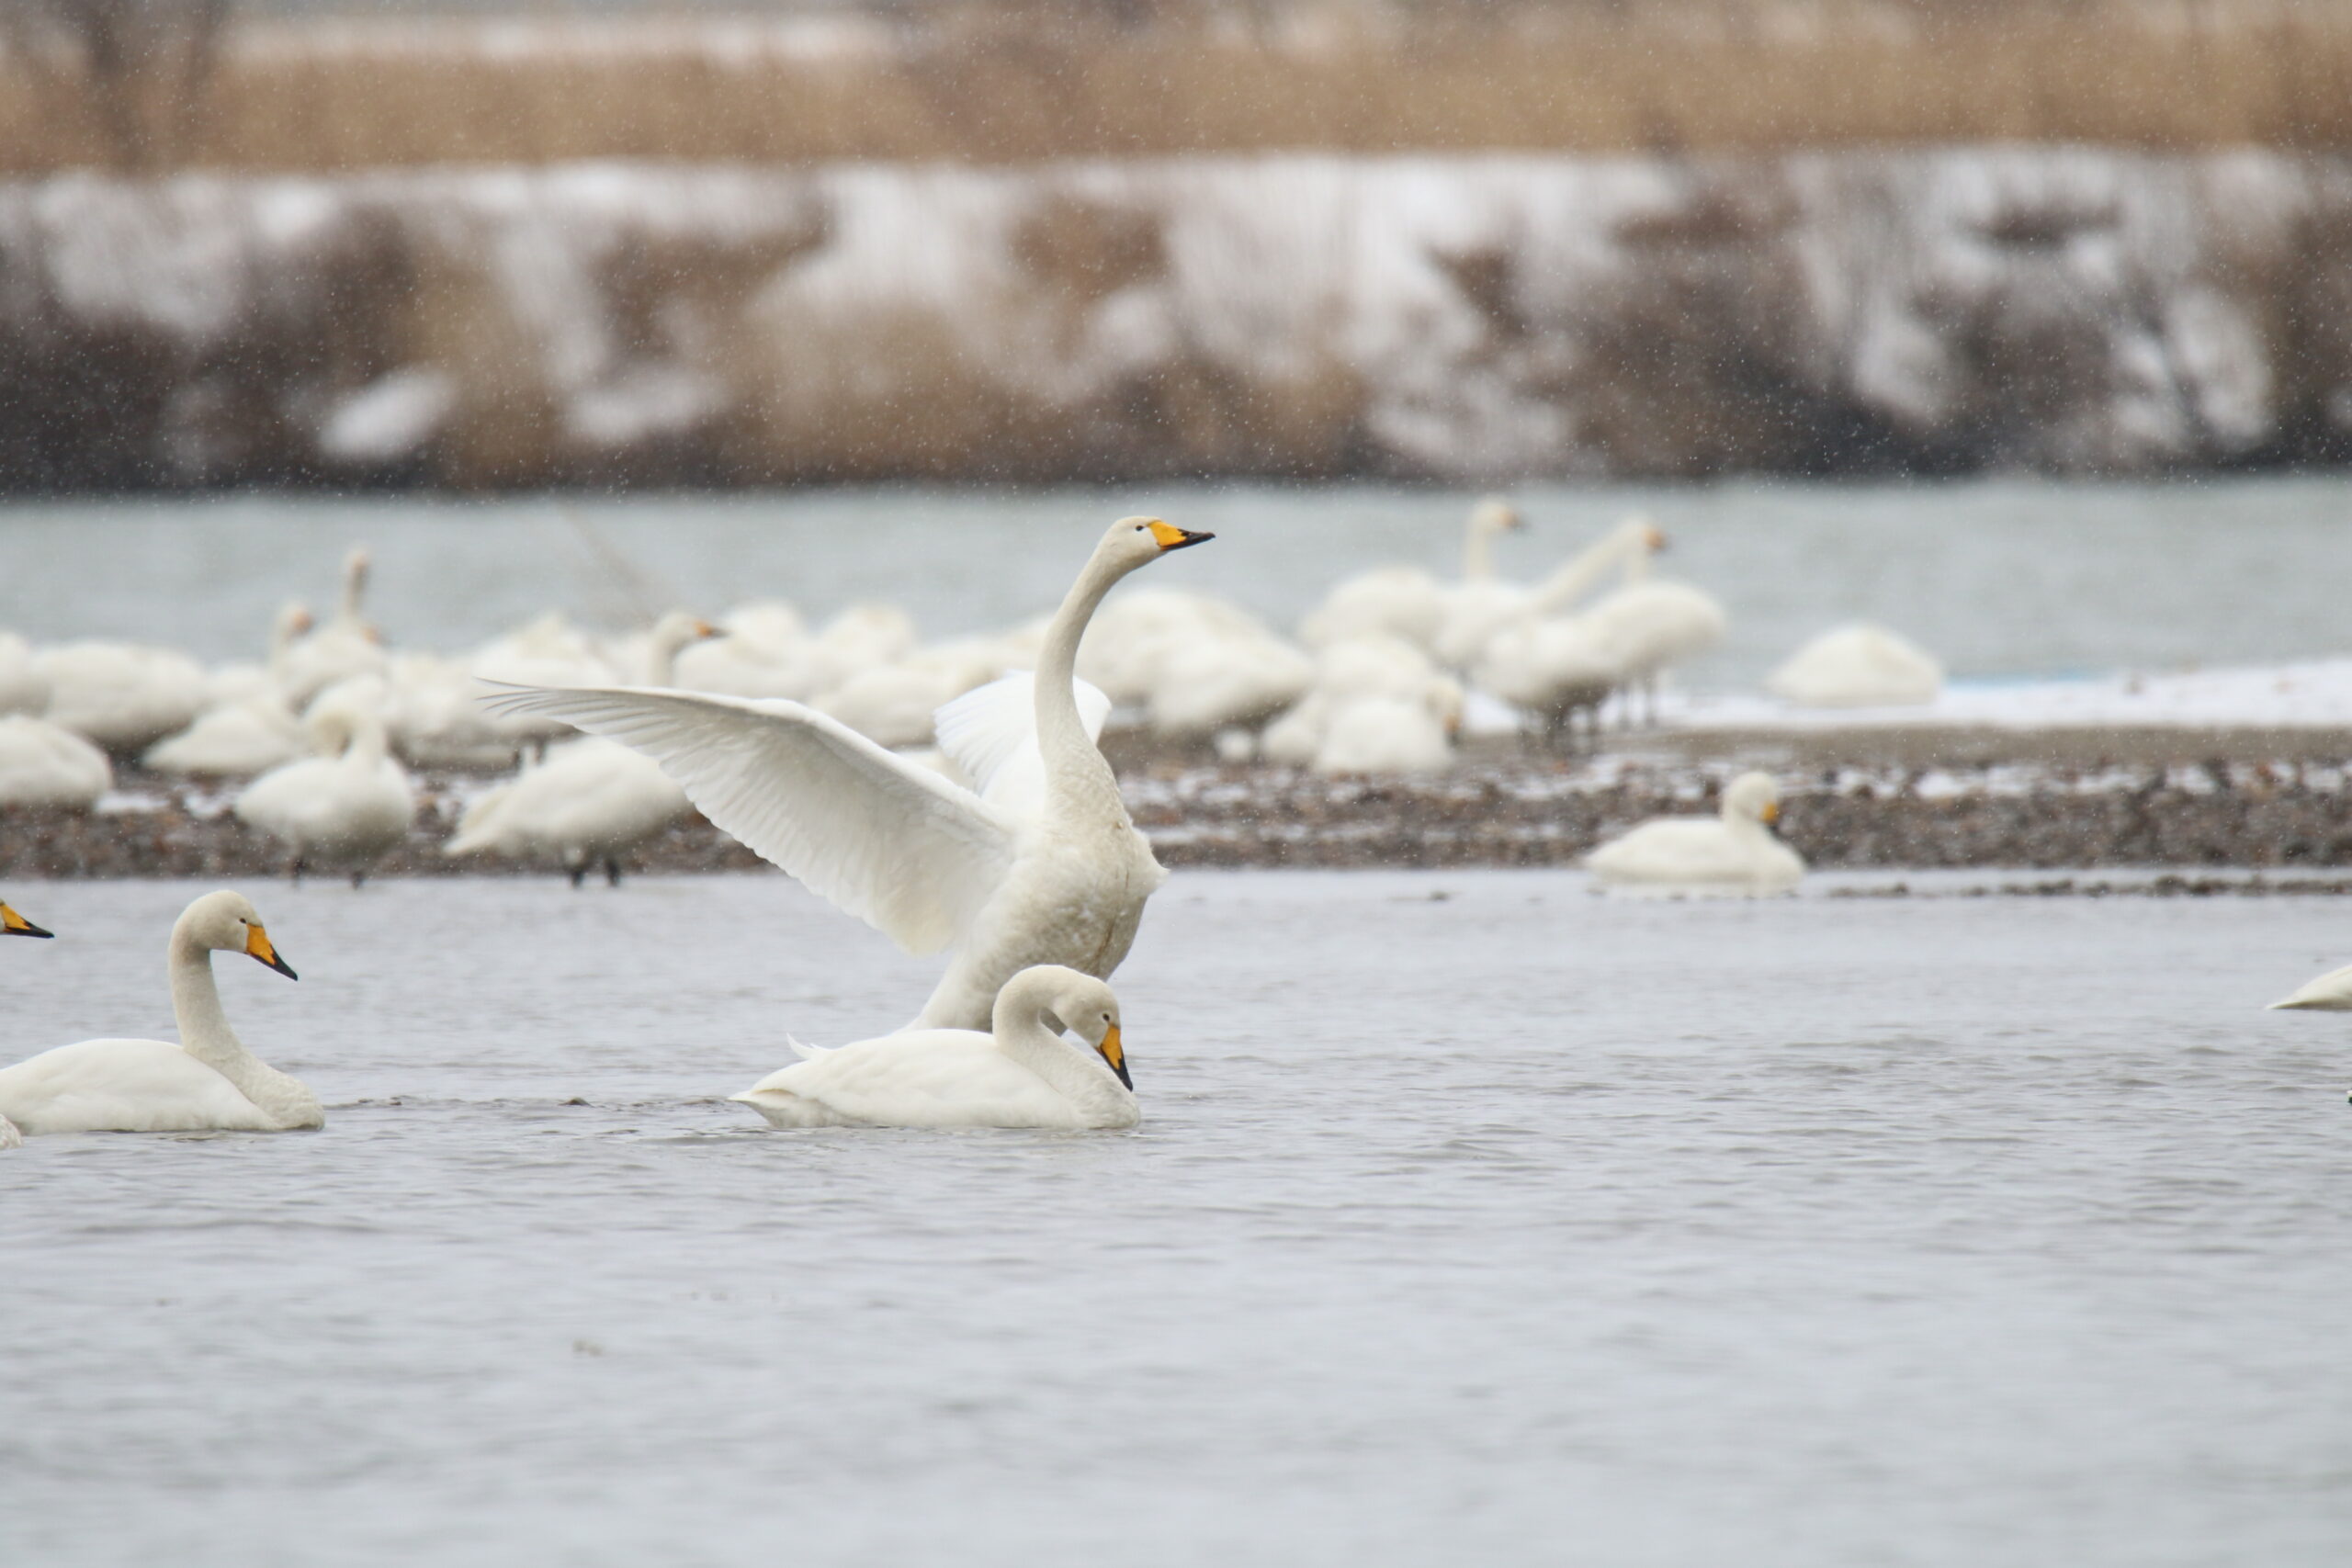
left=1, top=149, right=2347, bottom=487
left=1661, top=659, right=2352, bottom=735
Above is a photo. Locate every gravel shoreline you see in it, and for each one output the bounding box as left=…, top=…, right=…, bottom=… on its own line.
left=7, top=753, right=2352, bottom=883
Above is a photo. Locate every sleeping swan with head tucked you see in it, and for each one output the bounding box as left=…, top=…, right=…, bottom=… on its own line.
left=733, top=964, right=1138, bottom=1130
left=0, top=890, right=315, bottom=1138
left=485, top=516, right=1213, bottom=1032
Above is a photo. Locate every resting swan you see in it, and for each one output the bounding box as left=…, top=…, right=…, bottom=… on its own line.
left=486, top=516, right=1213, bottom=1032
left=0, top=890, right=316, bottom=1137
left=233, top=702, right=416, bottom=886
left=733, top=964, right=1137, bottom=1130
left=2269, top=962, right=2352, bottom=1011
left=1586, top=772, right=1804, bottom=897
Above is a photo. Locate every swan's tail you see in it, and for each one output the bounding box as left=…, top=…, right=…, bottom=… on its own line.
left=0, top=1114, right=21, bottom=1150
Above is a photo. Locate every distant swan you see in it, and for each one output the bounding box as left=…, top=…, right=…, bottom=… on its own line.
left=443, top=612, right=717, bottom=885
left=234, top=702, right=416, bottom=886
left=1587, top=772, right=1804, bottom=897
left=486, top=516, right=1213, bottom=1031
left=0, top=714, right=112, bottom=807
left=1768, top=624, right=1943, bottom=708
left=2269, top=962, right=2352, bottom=1011
left=0, top=890, right=316, bottom=1138
left=732, top=964, right=1137, bottom=1130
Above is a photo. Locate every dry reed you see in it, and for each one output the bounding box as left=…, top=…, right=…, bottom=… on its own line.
left=0, top=2, right=2348, bottom=175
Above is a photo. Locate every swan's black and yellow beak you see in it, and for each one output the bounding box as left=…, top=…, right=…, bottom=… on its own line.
left=245, top=922, right=299, bottom=980
left=1759, top=800, right=1781, bottom=825
left=1097, top=1023, right=1133, bottom=1090
left=1147, top=521, right=1215, bottom=552
left=1, top=902, right=53, bottom=939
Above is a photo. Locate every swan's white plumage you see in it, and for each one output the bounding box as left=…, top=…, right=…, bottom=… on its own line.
left=933, top=671, right=1112, bottom=819
left=2269, top=963, right=2352, bottom=1011
left=0, top=890, right=318, bottom=1137
left=484, top=684, right=1016, bottom=956
left=1587, top=772, right=1804, bottom=897
left=0, top=715, right=112, bottom=807
left=732, top=964, right=1137, bottom=1130
left=1769, top=624, right=1943, bottom=708
left=490, top=516, right=1210, bottom=1032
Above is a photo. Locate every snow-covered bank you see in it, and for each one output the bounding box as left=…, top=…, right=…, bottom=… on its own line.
left=1663, top=659, right=2352, bottom=735
left=2, top=149, right=2348, bottom=488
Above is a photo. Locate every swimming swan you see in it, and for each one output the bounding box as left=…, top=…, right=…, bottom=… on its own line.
left=484, top=516, right=1213, bottom=1031
left=732, top=964, right=1138, bottom=1130
left=0, top=890, right=317, bottom=1137
left=1587, top=772, right=1804, bottom=897
left=2268, top=962, right=2352, bottom=1011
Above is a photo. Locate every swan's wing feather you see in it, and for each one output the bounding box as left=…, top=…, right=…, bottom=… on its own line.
left=481, top=684, right=1015, bottom=954
left=932, top=671, right=1111, bottom=795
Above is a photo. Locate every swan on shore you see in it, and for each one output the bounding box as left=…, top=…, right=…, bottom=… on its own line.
left=1587, top=772, right=1804, bottom=897
left=732, top=964, right=1137, bottom=1130
left=0, top=715, right=113, bottom=808
left=1768, top=624, right=1943, bottom=708
left=0, top=890, right=317, bottom=1137
left=2268, top=963, right=2352, bottom=1011
left=0, top=631, right=51, bottom=716
left=36, top=640, right=209, bottom=753
left=234, top=702, right=416, bottom=886
left=280, top=549, right=387, bottom=707
left=1303, top=496, right=1521, bottom=651
left=443, top=612, right=717, bottom=885
left=147, top=603, right=318, bottom=775
left=485, top=516, right=1213, bottom=1032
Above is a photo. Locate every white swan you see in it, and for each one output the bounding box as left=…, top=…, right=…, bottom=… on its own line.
left=280, top=549, right=387, bottom=707
left=1303, top=496, right=1522, bottom=652
left=3, top=898, right=52, bottom=939
left=234, top=702, right=416, bottom=886
left=1311, top=683, right=1462, bottom=775
left=443, top=612, right=718, bottom=885
left=36, top=640, right=208, bottom=752
left=146, top=604, right=318, bottom=775
left=1768, top=624, right=1943, bottom=708
left=485, top=515, right=1213, bottom=1031
left=0, top=890, right=317, bottom=1136
left=1576, top=564, right=1728, bottom=727
left=0, top=630, right=49, bottom=716
left=732, top=964, right=1136, bottom=1130
left=2269, top=963, right=2352, bottom=1011
left=1586, top=772, right=1804, bottom=897
left=0, top=715, right=113, bottom=807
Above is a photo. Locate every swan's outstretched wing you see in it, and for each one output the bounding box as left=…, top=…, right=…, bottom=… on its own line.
left=933, top=671, right=1112, bottom=820
left=483, top=685, right=1015, bottom=955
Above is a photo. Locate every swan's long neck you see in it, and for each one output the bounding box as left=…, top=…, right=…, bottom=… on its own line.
left=993, top=983, right=1128, bottom=1115
left=1463, top=518, right=1497, bottom=582
left=170, top=931, right=299, bottom=1114
left=1529, top=525, right=1649, bottom=617
left=340, top=556, right=368, bottom=624
left=639, top=624, right=696, bottom=686
left=268, top=611, right=303, bottom=684
left=339, top=712, right=390, bottom=770
left=1035, top=547, right=1131, bottom=821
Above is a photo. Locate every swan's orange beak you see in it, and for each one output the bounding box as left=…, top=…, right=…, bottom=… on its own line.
left=1645, top=525, right=1669, bottom=551
left=1147, top=521, right=1214, bottom=552
left=1097, top=1023, right=1133, bottom=1089
left=245, top=923, right=299, bottom=980
left=692, top=619, right=718, bottom=638
left=1, top=902, right=52, bottom=939
left=1760, top=800, right=1781, bottom=824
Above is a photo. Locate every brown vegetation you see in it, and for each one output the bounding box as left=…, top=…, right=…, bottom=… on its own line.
left=0, top=2, right=2348, bottom=175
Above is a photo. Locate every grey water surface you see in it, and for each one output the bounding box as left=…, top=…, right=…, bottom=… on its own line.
left=1, top=475, right=2347, bottom=689
left=3, top=870, right=2348, bottom=1565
